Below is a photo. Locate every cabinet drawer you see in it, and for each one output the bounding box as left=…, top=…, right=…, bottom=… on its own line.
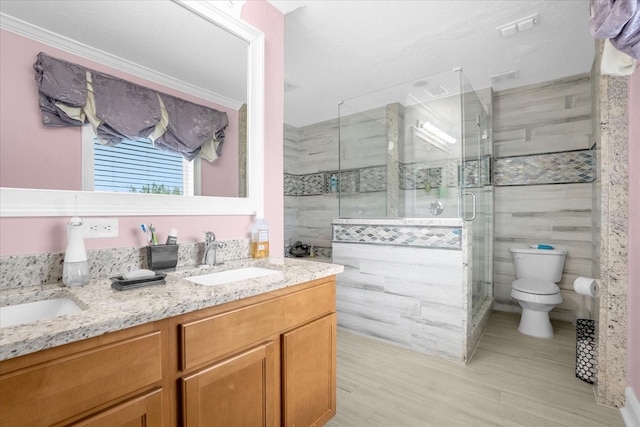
left=180, top=278, right=335, bottom=370
left=72, top=388, right=163, bottom=427
left=0, top=331, right=162, bottom=427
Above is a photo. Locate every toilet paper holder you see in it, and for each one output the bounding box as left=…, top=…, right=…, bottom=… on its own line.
left=574, top=277, right=597, bottom=298
left=573, top=277, right=597, bottom=322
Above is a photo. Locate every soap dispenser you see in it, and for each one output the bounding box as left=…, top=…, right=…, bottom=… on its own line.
left=251, top=218, right=270, bottom=259
left=62, top=216, right=89, bottom=287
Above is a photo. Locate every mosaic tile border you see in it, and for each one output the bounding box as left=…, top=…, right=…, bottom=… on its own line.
left=332, top=223, right=461, bottom=250
left=326, top=170, right=359, bottom=194
left=286, top=150, right=594, bottom=197
left=358, top=166, right=387, bottom=193
left=286, top=160, right=470, bottom=197
left=494, top=149, right=594, bottom=186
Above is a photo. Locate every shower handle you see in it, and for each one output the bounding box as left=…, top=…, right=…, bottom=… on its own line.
left=458, top=191, right=476, bottom=221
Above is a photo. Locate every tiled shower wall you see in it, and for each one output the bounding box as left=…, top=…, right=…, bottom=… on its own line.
left=285, top=75, right=595, bottom=297
left=492, top=74, right=595, bottom=323
left=284, top=104, right=462, bottom=252
left=284, top=119, right=340, bottom=253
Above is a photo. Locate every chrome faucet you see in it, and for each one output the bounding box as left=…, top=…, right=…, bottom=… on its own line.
left=201, top=231, right=225, bottom=266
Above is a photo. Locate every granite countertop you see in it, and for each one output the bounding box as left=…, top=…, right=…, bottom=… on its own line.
left=0, top=258, right=343, bottom=361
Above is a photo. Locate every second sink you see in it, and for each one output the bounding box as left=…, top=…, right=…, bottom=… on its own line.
left=1, top=297, right=83, bottom=328
left=185, top=267, right=283, bottom=287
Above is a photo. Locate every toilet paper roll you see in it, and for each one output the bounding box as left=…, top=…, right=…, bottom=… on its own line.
left=574, top=277, right=598, bottom=297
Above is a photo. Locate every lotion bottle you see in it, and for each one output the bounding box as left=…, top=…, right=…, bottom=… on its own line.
left=330, top=174, right=337, bottom=193
left=251, top=218, right=270, bottom=259
left=62, top=216, right=89, bottom=287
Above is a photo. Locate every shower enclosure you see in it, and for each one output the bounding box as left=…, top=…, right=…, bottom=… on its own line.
left=332, top=69, right=493, bottom=362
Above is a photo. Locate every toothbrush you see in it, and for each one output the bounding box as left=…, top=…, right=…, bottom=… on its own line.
left=150, top=224, right=158, bottom=245
left=141, top=224, right=151, bottom=246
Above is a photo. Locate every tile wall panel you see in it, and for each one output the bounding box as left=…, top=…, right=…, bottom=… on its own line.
left=297, top=195, right=338, bottom=249
left=284, top=125, right=302, bottom=175
left=336, top=107, right=387, bottom=171
left=284, top=195, right=299, bottom=247
left=333, top=242, right=465, bottom=361
left=492, top=74, right=594, bottom=325
left=493, top=74, right=592, bottom=157
left=297, top=119, right=341, bottom=173
left=493, top=184, right=593, bottom=320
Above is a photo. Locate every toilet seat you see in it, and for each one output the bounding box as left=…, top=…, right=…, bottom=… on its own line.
left=511, top=278, right=562, bottom=305
left=512, top=278, right=559, bottom=295
left=511, top=288, right=562, bottom=305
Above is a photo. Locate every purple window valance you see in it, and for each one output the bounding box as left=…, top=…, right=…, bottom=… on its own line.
left=33, top=52, right=228, bottom=161
left=590, top=0, right=640, bottom=60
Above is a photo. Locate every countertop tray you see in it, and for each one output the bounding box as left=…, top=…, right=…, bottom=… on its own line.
left=110, top=272, right=166, bottom=291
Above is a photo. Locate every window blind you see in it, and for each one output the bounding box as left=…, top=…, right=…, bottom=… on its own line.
left=94, top=139, right=193, bottom=195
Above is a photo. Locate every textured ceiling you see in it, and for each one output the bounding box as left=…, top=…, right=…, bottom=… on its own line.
left=269, top=0, right=595, bottom=128
left=2, top=0, right=596, bottom=129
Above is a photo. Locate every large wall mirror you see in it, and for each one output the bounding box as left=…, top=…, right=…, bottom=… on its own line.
left=0, top=0, right=265, bottom=217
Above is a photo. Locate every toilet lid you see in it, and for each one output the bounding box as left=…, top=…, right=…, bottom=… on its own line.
left=512, top=278, right=560, bottom=295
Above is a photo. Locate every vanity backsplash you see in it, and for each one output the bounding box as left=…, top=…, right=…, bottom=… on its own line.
left=0, top=239, right=250, bottom=291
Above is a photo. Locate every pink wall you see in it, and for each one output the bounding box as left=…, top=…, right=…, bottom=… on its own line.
left=242, top=1, right=285, bottom=258
left=0, top=0, right=284, bottom=257
left=0, top=30, right=81, bottom=190
left=628, top=67, right=640, bottom=393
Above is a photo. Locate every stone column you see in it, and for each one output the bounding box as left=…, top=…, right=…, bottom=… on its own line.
left=593, top=40, right=628, bottom=408
left=386, top=103, right=402, bottom=217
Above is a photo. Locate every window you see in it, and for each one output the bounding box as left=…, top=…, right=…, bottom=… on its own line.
left=83, top=126, right=197, bottom=195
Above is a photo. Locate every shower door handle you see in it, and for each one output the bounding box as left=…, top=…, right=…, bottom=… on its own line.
left=458, top=192, right=476, bottom=221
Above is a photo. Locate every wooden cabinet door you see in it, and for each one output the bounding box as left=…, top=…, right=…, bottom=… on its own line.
left=72, top=388, right=163, bottom=427
left=282, top=314, right=336, bottom=427
left=181, top=341, right=276, bottom=427
left=0, top=330, right=163, bottom=427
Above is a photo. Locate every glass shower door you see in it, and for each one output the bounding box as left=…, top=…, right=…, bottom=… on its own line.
left=460, top=73, right=493, bottom=317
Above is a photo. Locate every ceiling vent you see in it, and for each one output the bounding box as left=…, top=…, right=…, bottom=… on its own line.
left=497, top=13, right=539, bottom=38
left=490, top=70, right=519, bottom=86
left=424, top=84, right=448, bottom=98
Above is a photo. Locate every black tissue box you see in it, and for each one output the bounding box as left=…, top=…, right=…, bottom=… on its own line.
left=147, top=244, right=179, bottom=270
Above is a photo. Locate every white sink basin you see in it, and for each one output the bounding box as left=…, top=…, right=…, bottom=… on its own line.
left=0, top=297, right=83, bottom=328
left=186, top=267, right=283, bottom=287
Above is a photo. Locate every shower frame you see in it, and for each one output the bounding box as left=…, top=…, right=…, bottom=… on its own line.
left=333, top=69, right=493, bottom=362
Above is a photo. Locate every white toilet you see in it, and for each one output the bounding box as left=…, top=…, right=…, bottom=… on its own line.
left=510, top=247, right=567, bottom=338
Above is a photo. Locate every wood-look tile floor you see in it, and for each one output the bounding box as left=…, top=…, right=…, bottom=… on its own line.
left=326, top=311, right=624, bottom=427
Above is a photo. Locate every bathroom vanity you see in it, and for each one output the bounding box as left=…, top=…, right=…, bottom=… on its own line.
left=0, top=259, right=342, bottom=427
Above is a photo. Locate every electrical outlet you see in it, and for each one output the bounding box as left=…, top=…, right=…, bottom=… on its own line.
left=83, top=218, right=119, bottom=238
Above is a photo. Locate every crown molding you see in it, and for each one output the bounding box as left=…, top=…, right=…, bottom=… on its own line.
left=0, top=12, right=242, bottom=110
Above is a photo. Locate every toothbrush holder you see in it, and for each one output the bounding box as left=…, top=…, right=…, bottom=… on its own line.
left=147, top=244, right=179, bottom=270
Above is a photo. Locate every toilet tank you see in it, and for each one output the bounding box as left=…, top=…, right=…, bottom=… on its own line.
left=510, top=248, right=567, bottom=282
